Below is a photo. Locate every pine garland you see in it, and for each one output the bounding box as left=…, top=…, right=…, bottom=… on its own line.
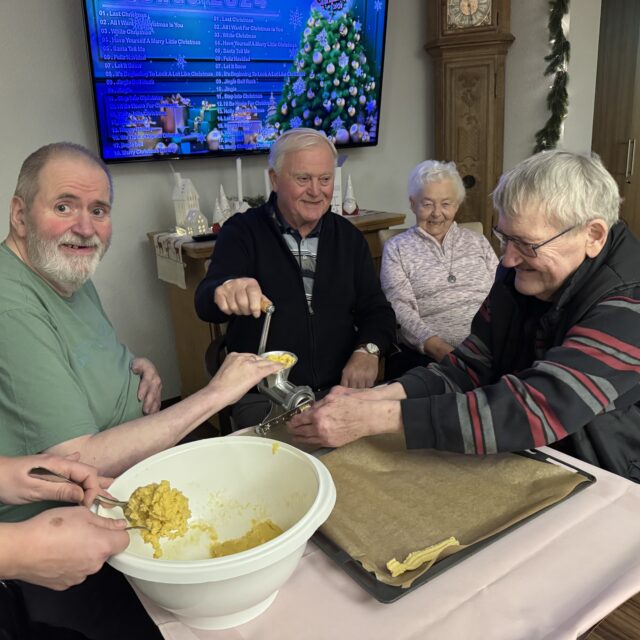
left=533, top=0, right=571, bottom=153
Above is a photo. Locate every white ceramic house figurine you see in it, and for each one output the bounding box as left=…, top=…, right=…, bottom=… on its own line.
left=185, top=209, right=209, bottom=237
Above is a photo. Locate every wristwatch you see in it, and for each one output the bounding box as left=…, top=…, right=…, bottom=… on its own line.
left=356, top=342, right=380, bottom=357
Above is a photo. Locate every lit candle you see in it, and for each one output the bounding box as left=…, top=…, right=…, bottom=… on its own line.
left=264, top=168, right=271, bottom=199
left=236, top=157, right=243, bottom=203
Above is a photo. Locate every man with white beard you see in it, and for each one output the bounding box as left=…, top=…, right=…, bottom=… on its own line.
left=0, top=142, right=280, bottom=524
left=0, top=143, right=282, bottom=639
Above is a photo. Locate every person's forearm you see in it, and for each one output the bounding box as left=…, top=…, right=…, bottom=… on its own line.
left=423, top=336, right=454, bottom=361
left=365, top=382, right=407, bottom=401
left=46, top=385, right=228, bottom=476
left=0, top=524, right=23, bottom=579
left=371, top=400, right=404, bottom=436
left=194, top=277, right=229, bottom=323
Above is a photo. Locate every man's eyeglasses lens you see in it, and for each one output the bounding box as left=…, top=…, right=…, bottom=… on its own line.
left=492, top=228, right=537, bottom=257
left=491, top=225, right=577, bottom=258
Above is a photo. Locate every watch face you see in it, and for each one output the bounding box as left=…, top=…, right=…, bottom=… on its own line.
left=366, top=343, right=380, bottom=355
left=447, top=0, right=492, bottom=29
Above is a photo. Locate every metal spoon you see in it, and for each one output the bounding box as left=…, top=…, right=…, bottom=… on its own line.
left=28, top=466, right=148, bottom=531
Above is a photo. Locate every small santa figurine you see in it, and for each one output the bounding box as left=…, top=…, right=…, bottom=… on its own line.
left=342, top=175, right=359, bottom=216
left=211, top=197, right=224, bottom=234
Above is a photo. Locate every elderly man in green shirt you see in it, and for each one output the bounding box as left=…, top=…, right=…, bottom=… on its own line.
left=0, top=142, right=282, bottom=640
left=0, top=142, right=280, bottom=523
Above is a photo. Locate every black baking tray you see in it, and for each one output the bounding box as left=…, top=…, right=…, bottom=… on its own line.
left=311, top=449, right=596, bottom=603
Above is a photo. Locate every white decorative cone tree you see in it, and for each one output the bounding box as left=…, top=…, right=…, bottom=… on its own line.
left=219, top=185, right=232, bottom=221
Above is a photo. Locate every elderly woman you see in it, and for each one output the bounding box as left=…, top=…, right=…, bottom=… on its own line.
left=289, top=151, right=640, bottom=481
left=380, top=160, right=498, bottom=373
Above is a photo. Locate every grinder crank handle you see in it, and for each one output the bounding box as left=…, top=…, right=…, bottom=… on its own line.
left=260, top=297, right=275, bottom=315
left=257, top=297, right=275, bottom=355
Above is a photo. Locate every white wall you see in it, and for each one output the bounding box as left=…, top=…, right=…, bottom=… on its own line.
left=561, top=0, right=602, bottom=154
left=504, top=0, right=602, bottom=168
left=0, top=0, right=600, bottom=399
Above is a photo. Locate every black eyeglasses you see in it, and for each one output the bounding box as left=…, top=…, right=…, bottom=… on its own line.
left=491, top=225, right=577, bottom=258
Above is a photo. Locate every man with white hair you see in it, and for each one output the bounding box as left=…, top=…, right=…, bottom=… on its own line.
left=195, top=128, right=396, bottom=425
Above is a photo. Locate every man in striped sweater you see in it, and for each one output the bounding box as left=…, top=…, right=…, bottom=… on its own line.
left=289, top=150, right=640, bottom=481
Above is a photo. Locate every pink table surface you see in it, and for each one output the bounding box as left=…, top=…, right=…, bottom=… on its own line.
left=135, top=448, right=640, bottom=640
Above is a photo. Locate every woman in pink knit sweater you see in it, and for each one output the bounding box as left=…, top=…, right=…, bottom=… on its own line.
left=381, top=160, right=498, bottom=377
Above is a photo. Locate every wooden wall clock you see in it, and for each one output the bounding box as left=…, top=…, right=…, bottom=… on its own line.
left=426, top=0, right=514, bottom=237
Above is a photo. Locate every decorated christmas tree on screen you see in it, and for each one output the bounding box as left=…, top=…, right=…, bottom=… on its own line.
left=269, top=0, right=379, bottom=145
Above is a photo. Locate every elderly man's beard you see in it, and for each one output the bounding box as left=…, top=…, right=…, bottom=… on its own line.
left=24, top=222, right=110, bottom=294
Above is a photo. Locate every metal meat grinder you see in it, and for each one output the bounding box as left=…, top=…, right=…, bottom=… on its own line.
left=256, top=300, right=315, bottom=414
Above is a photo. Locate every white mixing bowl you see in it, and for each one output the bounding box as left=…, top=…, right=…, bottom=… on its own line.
left=99, top=436, right=336, bottom=630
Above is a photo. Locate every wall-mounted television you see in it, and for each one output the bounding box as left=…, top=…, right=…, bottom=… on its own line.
left=82, top=0, right=389, bottom=164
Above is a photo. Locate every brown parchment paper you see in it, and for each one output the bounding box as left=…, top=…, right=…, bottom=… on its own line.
left=318, top=434, right=590, bottom=588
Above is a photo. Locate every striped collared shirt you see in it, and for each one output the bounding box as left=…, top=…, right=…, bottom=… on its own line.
left=272, top=207, right=323, bottom=313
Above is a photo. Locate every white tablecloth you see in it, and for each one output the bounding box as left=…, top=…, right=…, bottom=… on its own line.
left=137, top=448, right=640, bottom=640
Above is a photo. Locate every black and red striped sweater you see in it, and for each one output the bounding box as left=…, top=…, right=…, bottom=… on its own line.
left=398, top=222, right=640, bottom=481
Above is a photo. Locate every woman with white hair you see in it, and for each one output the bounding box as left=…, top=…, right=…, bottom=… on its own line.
left=380, top=160, right=498, bottom=376
left=289, top=151, right=640, bottom=481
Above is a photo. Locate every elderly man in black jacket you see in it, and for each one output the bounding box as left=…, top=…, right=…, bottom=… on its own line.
left=195, top=128, right=396, bottom=425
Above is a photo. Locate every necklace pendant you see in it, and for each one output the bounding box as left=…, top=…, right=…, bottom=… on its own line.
left=447, top=274, right=457, bottom=283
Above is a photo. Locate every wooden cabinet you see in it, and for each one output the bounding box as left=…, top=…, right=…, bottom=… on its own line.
left=592, top=0, right=640, bottom=235
left=425, top=0, right=513, bottom=237
left=150, top=210, right=404, bottom=398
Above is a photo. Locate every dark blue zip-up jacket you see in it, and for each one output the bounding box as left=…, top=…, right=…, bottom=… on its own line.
left=195, top=195, right=396, bottom=390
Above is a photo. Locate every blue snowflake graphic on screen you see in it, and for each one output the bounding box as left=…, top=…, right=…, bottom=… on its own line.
left=290, top=8, right=304, bottom=28
left=290, top=116, right=303, bottom=129
left=293, top=77, right=306, bottom=96
left=374, top=0, right=382, bottom=11
left=339, top=52, right=349, bottom=68
left=175, top=55, right=186, bottom=69
left=331, top=116, right=344, bottom=131
left=315, top=29, right=328, bottom=48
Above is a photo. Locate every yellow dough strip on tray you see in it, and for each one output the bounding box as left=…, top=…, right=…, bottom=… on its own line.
left=386, top=536, right=461, bottom=577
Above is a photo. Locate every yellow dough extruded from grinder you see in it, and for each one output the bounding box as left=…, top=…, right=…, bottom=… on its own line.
left=386, top=536, right=460, bottom=577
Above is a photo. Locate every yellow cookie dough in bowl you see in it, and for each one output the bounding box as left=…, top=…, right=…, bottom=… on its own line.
left=125, top=480, right=191, bottom=559
left=98, top=437, right=335, bottom=630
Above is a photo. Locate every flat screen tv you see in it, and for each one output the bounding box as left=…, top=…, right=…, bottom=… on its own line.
left=82, top=0, right=389, bottom=163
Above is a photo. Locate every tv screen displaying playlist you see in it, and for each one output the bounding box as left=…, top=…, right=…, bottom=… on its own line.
left=82, top=0, right=389, bottom=163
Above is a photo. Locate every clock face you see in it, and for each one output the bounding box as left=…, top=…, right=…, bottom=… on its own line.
left=447, top=0, right=492, bottom=29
